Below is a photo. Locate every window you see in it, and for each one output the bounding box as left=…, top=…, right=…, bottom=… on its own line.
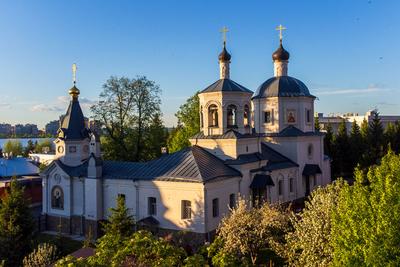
left=69, top=146, right=77, bottom=153
left=148, top=197, right=157, bottom=216
left=306, top=109, right=311, bottom=124
left=244, top=105, right=250, bottom=126
left=278, top=180, right=284, bottom=196
left=212, top=198, right=219, bottom=217
left=307, top=144, right=313, bottom=158
left=227, top=105, right=237, bottom=127
left=289, top=178, right=294, bottom=193
left=264, top=111, right=271, bottom=123
left=51, top=186, right=64, bottom=209
left=208, top=105, right=219, bottom=127
left=181, top=200, right=191, bottom=219
left=229, top=193, right=236, bottom=209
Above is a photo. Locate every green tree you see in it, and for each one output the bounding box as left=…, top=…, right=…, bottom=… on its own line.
left=34, top=139, right=53, bottom=154
left=143, top=112, right=168, bottom=160
left=314, top=116, right=321, bottom=131
left=349, top=120, right=364, bottom=171
left=214, top=198, right=290, bottom=265
left=167, top=92, right=200, bottom=153
left=23, top=140, right=35, bottom=157
left=0, top=177, right=35, bottom=266
left=102, top=195, right=135, bottom=236
left=332, top=151, right=400, bottom=266
left=366, top=111, right=384, bottom=166
left=3, top=140, right=23, bottom=157
left=384, top=122, right=397, bottom=152
left=285, top=179, right=345, bottom=267
left=91, top=76, right=163, bottom=161
left=324, top=123, right=334, bottom=158
left=333, top=120, right=350, bottom=177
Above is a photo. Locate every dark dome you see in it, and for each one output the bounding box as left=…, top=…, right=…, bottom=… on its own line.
left=272, top=43, right=290, bottom=61
left=252, top=76, right=315, bottom=99
left=218, top=44, right=231, bottom=61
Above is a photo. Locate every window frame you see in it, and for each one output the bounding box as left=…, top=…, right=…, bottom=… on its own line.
left=148, top=197, right=157, bottom=216
left=181, top=200, right=192, bottom=220
left=278, top=180, right=284, bottom=196
left=229, top=193, right=236, bottom=209
left=212, top=198, right=219, bottom=217
left=264, top=111, right=272, bottom=123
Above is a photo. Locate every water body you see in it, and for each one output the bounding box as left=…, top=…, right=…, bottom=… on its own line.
left=0, top=138, right=55, bottom=149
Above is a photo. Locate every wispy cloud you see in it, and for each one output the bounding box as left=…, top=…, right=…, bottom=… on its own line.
left=31, top=96, right=97, bottom=113
left=314, top=84, right=391, bottom=96
left=31, top=104, right=64, bottom=112
left=0, top=103, right=11, bottom=109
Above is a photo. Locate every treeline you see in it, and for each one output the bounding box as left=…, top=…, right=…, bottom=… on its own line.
left=318, top=112, right=400, bottom=179
left=1, top=139, right=54, bottom=157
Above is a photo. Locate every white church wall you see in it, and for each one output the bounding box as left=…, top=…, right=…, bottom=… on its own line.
left=103, top=179, right=136, bottom=219
left=85, top=178, right=103, bottom=221
left=45, top=167, right=72, bottom=217
left=204, top=177, right=241, bottom=232
left=139, top=180, right=205, bottom=233
left=71, top=177, right=84, bottom=216
left=268, top=168, right=298, bottom=203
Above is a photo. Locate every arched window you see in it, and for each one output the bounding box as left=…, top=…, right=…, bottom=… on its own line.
left=307, top=144, right=313, bottom=159
left=208, top=105, right=219, bottom=127
left=51, top=186, right=64, bottom=210
left=227, top=104, right=237, bottom=127
left=244, top=105, right=250, bottom=126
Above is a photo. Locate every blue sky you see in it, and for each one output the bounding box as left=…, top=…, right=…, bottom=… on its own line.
left=0, top=0, right=399, bottom=128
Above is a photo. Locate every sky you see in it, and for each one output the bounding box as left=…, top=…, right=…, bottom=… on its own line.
left=0, top=0, right=399, bottom=129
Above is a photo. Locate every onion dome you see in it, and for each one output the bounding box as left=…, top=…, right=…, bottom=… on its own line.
left=272, top=41, right=290, bottom=61
left=218, top=42, right=231, bottom=61
left=69, top=85, right=80, bottom=100
left=252, top=76, right=314, bottom=99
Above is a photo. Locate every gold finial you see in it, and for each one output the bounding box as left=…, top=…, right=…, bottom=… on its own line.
left=72, top=63, right=77, bottom=85
left=69, top=63, right=80, bottom=99
left=220, top=26, right=229, bottom=46
left=275, top=24, right=287, bottom=43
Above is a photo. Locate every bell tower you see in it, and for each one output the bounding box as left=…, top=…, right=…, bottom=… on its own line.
left=55, top=64, right=91, bottom=166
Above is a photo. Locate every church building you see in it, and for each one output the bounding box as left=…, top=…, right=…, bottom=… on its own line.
left=41, top=29, right=331, bottom=240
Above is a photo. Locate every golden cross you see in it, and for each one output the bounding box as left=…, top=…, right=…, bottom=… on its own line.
left=220, top=26, right=229, bottom=45
left=72, top=63, right=77, bottom=85
left=275, top=24, right=287, bottom=41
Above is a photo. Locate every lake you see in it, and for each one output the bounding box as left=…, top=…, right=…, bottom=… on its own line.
left=0, top=138, right=55, bottom=149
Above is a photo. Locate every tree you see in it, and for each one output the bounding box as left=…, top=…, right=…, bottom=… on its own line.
left=324, top=123, right=334, bottom=158
left=167, top=92, right=200, bottom=153
left=23, top=140, right=35, bottom=157
left=332, top=120, right=350, bottom=177
left=3, top=140, right=23, bottom=157
left=90, top=195, right=135, bottom=266
left=142, top=112, right=168, bottom=160
left=34, top=139, right=53, bottom=154
left=285, top=180, right=346, bottom=267
left=349, top=120, right=364, bottom=171
left=0, top=177, right=35, bottom=266
left=366, top=111, right=384, bottom=166
left=215, top=198, right=290, bottom=265
left=23, top=243, right=58, bottom=267
left=314, top=116, right=321, bottom=131
left=384, top=122, right=397, bottom=152
left=91, top=76, right=163, bottom=161
left=332, top=151, right=400, bottom=266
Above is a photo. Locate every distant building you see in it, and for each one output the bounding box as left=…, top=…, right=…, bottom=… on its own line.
left=45, top=120, right=60, bottom=136
left=0, top=123, right=12, bottom=136
left=13, top=123, right=39, bottom=136
left=317, top=110, right=400, bottom=134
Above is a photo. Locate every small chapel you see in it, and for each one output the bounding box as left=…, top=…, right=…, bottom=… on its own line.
left=41, top=27, right=331, bottom=240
